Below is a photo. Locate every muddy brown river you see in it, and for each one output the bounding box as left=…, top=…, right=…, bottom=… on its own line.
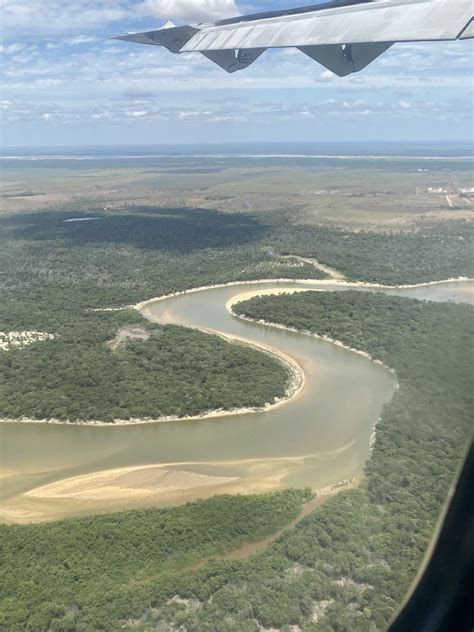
left=0, top=279, right=472, bottom=523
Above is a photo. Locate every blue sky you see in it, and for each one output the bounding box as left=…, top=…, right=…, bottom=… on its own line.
left=1, top=0, right=473, bottom=147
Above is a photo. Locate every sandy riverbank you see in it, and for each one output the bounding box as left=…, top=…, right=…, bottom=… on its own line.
left=1, top=276, right=470, bottom=429
left=228, top=297, right=398, bottom=379
left=226, top=289, right=400, bottom=457
left=5, top=458, right=358, bottom=525
left=280, top=254, right=347, bottom=280
left=136, top=275, right=473, bottom=314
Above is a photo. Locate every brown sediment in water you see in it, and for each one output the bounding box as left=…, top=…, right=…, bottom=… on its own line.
left=1, top=277, right=470, bottom=525
left=1, top=277, right=471, bottom=429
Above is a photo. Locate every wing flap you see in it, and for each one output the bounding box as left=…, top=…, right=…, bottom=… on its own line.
left=299, top=42, right=393, bottom=76
left=202, top=48, right=266, bottom=73
left=114, top=25, right=199, bottom=53
left=458, top=17, right=474, bottom=39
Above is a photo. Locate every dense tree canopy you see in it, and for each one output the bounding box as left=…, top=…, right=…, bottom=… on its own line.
left=0, top=319, right=289, bottom=421
left=0, top=490, right=311, bottom=631
left=273, top=218, right=474, bottom=285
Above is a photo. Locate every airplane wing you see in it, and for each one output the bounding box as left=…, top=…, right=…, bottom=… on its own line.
left=113, top=0, right=474, bottom=76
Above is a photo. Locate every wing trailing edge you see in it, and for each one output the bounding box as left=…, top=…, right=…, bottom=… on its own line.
left=113, top=0, right=473, bottom=75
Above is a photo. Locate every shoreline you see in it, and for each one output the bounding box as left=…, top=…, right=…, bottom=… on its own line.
left=135, top=275, right=473, bottom=313
left=0, top=321, right=305, bottom=428
left=0, top=471, right=360, bottom=525
left=227, top=301, right=400, bottom=456
left=1, top=275, right=469, bottom=428
left=228, top=302, right=398, bottom=380
left=0, top=338, right=304, bottom=428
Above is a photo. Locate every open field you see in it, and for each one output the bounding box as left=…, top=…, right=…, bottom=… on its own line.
left=1, top=153, right=473, bottom=229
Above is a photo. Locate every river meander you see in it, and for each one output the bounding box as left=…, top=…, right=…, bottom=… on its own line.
left=0, top=280, right=472, bottom=523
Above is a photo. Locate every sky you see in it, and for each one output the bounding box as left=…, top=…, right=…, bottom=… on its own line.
left=1, top=0, right=473, bottom=147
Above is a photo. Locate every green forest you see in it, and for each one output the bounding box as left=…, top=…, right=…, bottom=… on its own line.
left=0, top=318, right=288, bottom=422
left=272, top=215, right=474, bottom=285
left=1, top=208, right=473, bottom=310
left=2, top=291, right=472, bottom=630
left=0, top=489, right=312, bottom=631
left=3, top=205, right=471, bottom=424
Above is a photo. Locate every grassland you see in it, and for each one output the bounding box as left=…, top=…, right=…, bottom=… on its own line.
left=2, top=154, right=473, bottom=229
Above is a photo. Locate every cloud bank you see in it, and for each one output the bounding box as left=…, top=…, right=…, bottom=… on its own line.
left=138, top=0, right=240, bottom=22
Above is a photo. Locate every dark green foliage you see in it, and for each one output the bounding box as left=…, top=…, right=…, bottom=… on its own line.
left=0, top=320, right=288, bottom=421
left=2, top=209, right=473, bottom=307
left=273, top=218, right=474, bottom=285
left=198, top=291, right=471, bottom=631
left=0, top=490, right=311, bottom=631
left=0, top=206, right=303, bottom=422
left=0, top=207, right=327, bottom=305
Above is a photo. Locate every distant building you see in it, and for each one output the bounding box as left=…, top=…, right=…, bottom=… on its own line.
left=426, top=187, right=448, bottom=194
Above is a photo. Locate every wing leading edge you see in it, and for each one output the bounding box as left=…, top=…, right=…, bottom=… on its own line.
left=113, top=0, right=473, bottom=75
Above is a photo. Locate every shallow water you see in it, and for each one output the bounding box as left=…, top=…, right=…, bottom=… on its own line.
left=0, top=279, right=472, bottom=522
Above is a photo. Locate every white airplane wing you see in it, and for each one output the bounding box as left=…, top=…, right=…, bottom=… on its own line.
left=113, top=0, right=474, bottom=75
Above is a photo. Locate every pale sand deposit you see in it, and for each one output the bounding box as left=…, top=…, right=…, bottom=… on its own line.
left=106, top=326, right=152, bottom=350
left=22, top=445, right=358, bottom=506
left=0, top=331, right=55, bottom=351
left=25, top=464, right=237, bottom=501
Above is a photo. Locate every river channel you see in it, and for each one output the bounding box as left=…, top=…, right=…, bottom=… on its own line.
left=0, top=279, right=472, bottom=523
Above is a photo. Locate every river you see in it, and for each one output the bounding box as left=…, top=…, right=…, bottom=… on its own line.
left=0, top=279, right=472, bottom=523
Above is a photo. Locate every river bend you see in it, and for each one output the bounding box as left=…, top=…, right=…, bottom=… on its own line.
left=0, top=279, right=472, bottom=523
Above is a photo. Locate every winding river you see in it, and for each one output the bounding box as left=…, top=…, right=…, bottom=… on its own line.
left=0, top=279, right=472, bottom=523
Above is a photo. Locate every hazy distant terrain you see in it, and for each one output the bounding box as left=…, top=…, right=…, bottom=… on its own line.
left=2, top=145, right=473, bottom=230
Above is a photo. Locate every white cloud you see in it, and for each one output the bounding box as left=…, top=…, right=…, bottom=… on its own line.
left=0, top=0, right=132, bottom=35
left=0, top=43, right=26, bottom=54
left=69, top=35, right=101, bottom=45
left=317, top=70, right=336, bottom=82
left=138, top=0, right=240, bottom=22
left=1, top=7, right=472, bottom=145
